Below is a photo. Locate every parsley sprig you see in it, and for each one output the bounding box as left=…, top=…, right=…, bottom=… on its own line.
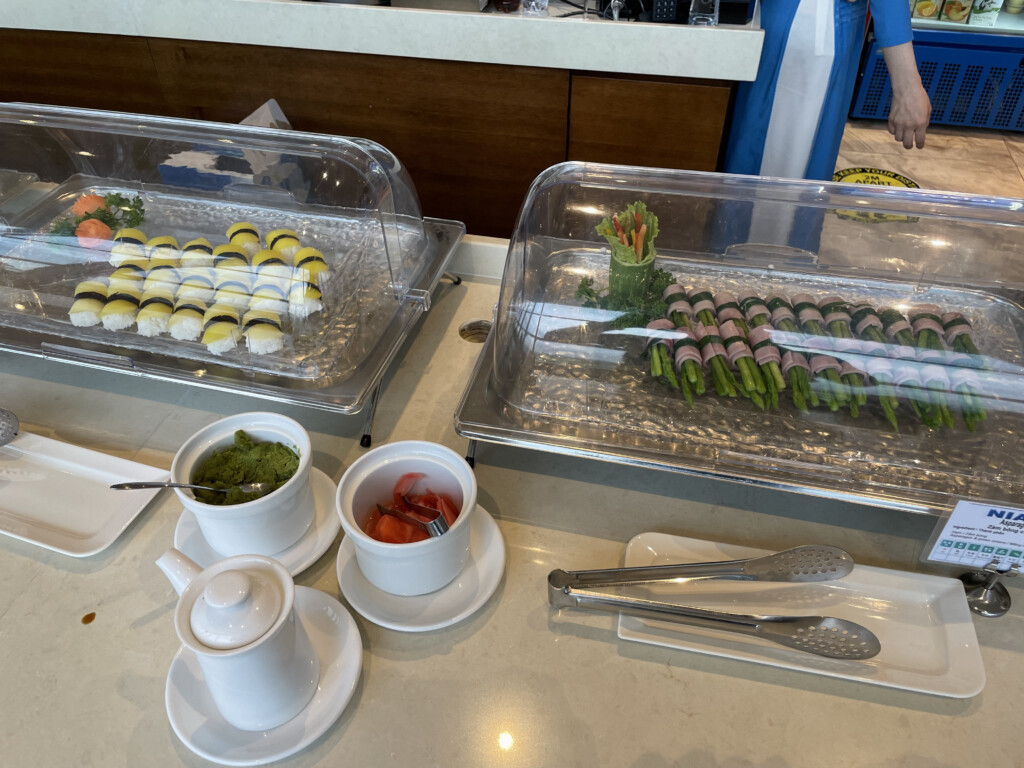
left=575, top=267, right=675, bottom=330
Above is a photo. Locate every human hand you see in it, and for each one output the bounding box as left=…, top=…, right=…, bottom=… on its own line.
left=889, top=82, right=931, bottom=149
left=881, top=42, right=931, bottom=149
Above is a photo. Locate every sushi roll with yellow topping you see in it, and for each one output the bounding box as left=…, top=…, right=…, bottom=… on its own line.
left=249, top=278, right=289, bottom=314
left=213, top=270, right=252, bottom=310
left=109, top=228, right=147, bottom=267
left=100, top=286, right=142, bottom=331
left=293, top=247, right=329, bottom=284
left=242, top=309, right=284, bottom=355
left=212, top=244, right=249, bottom=273
left=146, top=236, right=179, bottom=260
left=252, top=249, right=291, bottom=283
left=168, top=298, right=207, bottom=341
left=176, top=269, right=216, bottom=303
left=288, top=280, right=323, bottom=320
left=69, top=279, right=107, bottom=327
left=108, top=258, right=148, bottom=291
left=266, top=228, right=301, bottom=260
left=180, top=238, right=214, bottom=268
left=226, top=222, right=260, bottom=258
left=136, top=287, right=175, bottom=337
left=143, top=254, right=180, bottom=292
left=201, top=303, right=241, bottom=355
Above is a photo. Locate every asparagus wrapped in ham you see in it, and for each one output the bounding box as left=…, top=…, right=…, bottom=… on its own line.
left=644, top=318, right=693, bottom=405
left=860, top=357, right=901, bottom=431
left=773, top=295, right=847, bottom=411
left=736, top=292, right=788, bottom=410
left=817, top=296, right=870, bottom=411
left=878, top=307, right=918, bottom=350
left=941, top=312, right=983, bottom=358
left=766, top=294, right=840, bottom=411
left=663, top=284, right=706, bottom=396
left=793, top=294, right=860, bottom=415
left=689, top=287, right=765, bottom=408
left=910, top=305, right=959, bottom=428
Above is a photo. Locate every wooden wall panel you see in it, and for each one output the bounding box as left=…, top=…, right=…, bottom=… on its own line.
left=146, top=39, right=570, bottom=237
left=568, top=75, right=732, bottom=172
left=0, top=30, right=171, bottom=117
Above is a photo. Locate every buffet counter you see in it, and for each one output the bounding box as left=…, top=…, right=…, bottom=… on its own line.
left=0, top=236, right=1021, bottom=768
left=2, top=0, right=764, bottom=81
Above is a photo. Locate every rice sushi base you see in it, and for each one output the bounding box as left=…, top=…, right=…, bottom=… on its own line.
left=110, top=228, right=148, bottom=267
left=176, top=268, right=216, bottom=303
left=213, top=270, right=253, bottom=310
left=243, top=309, right=285, bottom=355
left=136, top=287, right=175, bottom=337
left=169, top=298, right=207, bottom=341
left=69, top=279, right=107, bottom=327
left=227, top=222, right=261, bottom=258
left=250, top=278, right=289, bottom=314
left=293, top=247, right=329, bottom=284
left=180, top=238, right=214, bottom=268
left=266, top=228, right=301, bottom=260
left=288, top=279, right=323, bottom=320
left=100, top=286, right=142, bottom=331
left=201, top=303, right=241, bottom=355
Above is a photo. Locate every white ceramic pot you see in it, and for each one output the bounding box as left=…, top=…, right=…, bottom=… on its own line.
left=171, top=412, right=314, bottom=557
left=156, top=548, right=320, bottom=731
left=336, top=441, right=477, bottom=596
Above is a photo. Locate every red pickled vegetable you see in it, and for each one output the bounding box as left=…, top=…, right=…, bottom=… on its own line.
left=363, top=472, right=461, bottom=544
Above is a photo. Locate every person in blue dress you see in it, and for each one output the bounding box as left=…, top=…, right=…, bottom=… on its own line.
left=725, top=0, right=932, bottom=180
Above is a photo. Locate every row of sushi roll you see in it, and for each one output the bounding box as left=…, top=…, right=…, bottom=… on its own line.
left=67, top=222, right=328, bottom=356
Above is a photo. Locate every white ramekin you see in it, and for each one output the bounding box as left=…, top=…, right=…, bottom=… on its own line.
left=336, top=440, right=476, bottom=596
left=171, top=412, right=314, bottom=557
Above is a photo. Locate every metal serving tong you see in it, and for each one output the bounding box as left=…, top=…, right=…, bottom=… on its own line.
left=548, top=545, right=881, bottom=661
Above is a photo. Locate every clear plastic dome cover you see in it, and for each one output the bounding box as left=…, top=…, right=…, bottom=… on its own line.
left=0, top=104, right=463, bottom=412
left=465, top=161, right=1024, bottom=513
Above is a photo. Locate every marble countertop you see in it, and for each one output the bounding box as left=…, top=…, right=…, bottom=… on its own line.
left=2, top=0, right=764, bottom=80
left=0, top=235, right=1022, bottom=767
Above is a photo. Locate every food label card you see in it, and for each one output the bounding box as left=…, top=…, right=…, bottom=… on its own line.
left=925, top=500, right=1024, bottom=570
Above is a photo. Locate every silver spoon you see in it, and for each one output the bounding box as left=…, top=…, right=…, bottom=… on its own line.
left=0, top=408, right=19, bottom=447
left=110, top=481, right=277, bottom=495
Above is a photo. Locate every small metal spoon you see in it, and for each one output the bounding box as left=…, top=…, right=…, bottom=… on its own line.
left=0, top=408, right=19, bottom=447
left=110, top=481, right=276, bottom=495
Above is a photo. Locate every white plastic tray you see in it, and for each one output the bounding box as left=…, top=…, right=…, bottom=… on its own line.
left=0, top=432, right=166, bottom=556
left=617, top=533, right=985, bottom=698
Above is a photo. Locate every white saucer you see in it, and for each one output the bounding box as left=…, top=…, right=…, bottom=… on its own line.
left=166, top=586, right=362, bottom=767
left=174, top=467, right=340, bottom=576
left=336, top=505, right=505, bottom=632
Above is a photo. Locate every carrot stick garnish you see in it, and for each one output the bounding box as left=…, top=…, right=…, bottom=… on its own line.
left=635, top=223, right=646, bottom=260
left=613, top=215, right=629, bottom=245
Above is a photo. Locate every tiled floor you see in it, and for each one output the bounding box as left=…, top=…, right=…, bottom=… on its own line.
left=836, top=119, right=1024, bottom=198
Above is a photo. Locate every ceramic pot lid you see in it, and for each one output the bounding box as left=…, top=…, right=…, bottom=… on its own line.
left=189, top=568, right=283, bottom=650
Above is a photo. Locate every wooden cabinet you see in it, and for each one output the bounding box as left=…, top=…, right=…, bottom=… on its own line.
left=568, top=74, right=732, bottom=172
left=0, top=29, right=733, bottom=237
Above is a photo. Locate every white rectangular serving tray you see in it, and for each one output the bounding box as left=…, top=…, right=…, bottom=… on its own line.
left=618, top=533, right=985, bottom=698
left=0, top=432, right=166, bottom=556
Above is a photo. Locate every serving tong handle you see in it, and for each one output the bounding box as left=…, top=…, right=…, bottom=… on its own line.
left=547, top=577, right=881, bottom=660
left=551, top=545, right=854, bottom=589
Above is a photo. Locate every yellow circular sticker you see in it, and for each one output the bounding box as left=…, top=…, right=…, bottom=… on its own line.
left=831, top=167, right=920, bottom=223
left=832, top=167, right=920, bottom=188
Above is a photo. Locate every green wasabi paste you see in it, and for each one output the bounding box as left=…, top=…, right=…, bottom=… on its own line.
left=191, top=430, right=300, bottom=505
